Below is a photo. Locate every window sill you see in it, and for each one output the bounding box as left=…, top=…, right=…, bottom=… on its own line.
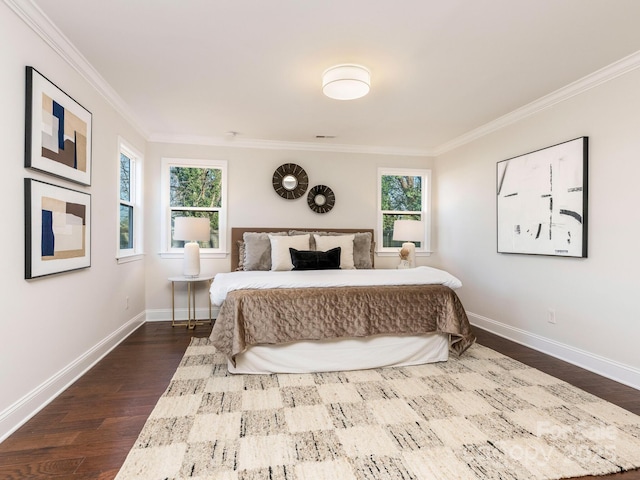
left=116, top=253, right=144, bottom=264
left=160, top=252, right=228, bottom=260
left=375, top=251, right=432, bottom=257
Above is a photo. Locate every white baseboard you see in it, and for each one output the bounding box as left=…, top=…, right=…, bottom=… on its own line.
left=145, top=307, right=220, bottom=322
left=468, top=311, right=640, bottom=391
left=0, top=312, right=145, bottom=443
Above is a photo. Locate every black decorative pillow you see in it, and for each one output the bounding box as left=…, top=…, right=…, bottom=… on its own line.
left=290, top=247, right=341, bottom=270
left=289, top=230, right=373, bottom=268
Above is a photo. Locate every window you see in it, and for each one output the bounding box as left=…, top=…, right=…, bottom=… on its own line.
left=377, top=167, right=431, bottom=255
left=117, top=139, right=143, bottom=261
left=161, top=158, right=227, bottom=257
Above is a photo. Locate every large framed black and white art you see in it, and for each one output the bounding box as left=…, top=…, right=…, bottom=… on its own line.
left=497, top=137, right=588, bottom=257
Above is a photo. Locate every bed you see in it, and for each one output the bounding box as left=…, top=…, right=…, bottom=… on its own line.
left=209, top=227, right=475, bottom=374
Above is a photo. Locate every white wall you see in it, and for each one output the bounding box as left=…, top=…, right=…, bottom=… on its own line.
left=0, top=3, right=147, bottom=441
left=434, top=67, right=640, bottom=387
left=5, top=0, right=636, bottom=445
left=144, top=142, right=433, bottom=315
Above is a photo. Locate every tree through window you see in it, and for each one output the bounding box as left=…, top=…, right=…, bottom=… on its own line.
left=169, top=166, right=222, bottom=248
left=161, top=158, right=227, bottom=255
left=119, top=152, right=133, bottom=249
left=118, top=139, right=143, bottom=260
left=378, top=168, right=430, bottom=252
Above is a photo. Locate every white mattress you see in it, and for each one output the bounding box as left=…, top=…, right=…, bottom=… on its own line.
left=228, top=332, right=450, bottom=374
left=210, top=266, right=462, bottom=306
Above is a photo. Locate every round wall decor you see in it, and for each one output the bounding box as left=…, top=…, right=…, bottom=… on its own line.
left=307, top=185, right=335, bottom=214
left=272, top=163, right=309, bottom=200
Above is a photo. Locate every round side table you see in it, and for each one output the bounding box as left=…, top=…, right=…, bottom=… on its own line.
left=168, top=274, right=214, bottom=329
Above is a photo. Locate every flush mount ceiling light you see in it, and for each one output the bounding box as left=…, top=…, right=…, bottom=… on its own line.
left=322, top=64, right=370, bottom=100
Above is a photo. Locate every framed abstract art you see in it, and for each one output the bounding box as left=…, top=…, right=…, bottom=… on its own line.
left=25, top=66, right=92, bottom=186
left=497, top=137, right=588, bottom=257
left=25, top=179, right=91, bottom=279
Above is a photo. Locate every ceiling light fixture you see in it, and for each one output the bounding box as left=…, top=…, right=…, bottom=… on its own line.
left=322, top=64, right=370, bottom=100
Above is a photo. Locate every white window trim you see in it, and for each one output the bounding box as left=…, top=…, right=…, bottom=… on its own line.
left=160, top=157, right=228, bottom=259
left=117, top=137, right=144, bottom=263
left=376, top=167, right=432, bottom=257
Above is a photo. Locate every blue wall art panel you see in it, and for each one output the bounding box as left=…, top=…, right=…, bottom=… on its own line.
left=25, top=66, right=92, bottom=185
left=25, top=179, right=91, bottom=279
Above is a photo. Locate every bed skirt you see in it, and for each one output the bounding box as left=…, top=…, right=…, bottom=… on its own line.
left=228, top=332, right=450, bottom=374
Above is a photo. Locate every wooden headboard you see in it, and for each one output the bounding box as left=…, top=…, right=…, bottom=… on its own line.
left=231, top=227, right=375, bottom=270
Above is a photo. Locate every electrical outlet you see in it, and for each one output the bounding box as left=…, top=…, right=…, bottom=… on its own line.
left=548, top=309, right=556, bottom=324
left=125, top=296, right=130, bottom=310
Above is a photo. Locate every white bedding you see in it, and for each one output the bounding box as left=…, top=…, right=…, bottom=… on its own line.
left=210, top=266, right=462, bottom=306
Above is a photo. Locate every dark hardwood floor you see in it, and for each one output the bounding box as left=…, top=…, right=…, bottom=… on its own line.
left=0, top=322, right=638, bottom=479
left=0, top=322, right=204, bottom=479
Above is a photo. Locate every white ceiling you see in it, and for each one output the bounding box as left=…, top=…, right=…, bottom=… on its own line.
left=25, top=0, right=640, bottom=154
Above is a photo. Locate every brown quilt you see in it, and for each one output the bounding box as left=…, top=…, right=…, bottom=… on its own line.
left=210, top=284, right=475, bottom=364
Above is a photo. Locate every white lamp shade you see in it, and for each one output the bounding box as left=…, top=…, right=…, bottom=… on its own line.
left=173, top=217, right=210, bottom=242
left=322, top=64, right=370, bottom=100
left=392, top=219, right=424, bottom=242
left=393, top=219, right=424, bottom=268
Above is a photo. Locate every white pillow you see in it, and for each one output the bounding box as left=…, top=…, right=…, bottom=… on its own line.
left=314, top=234, right=355, bottom=269
left=269, top=234, right=311, bottom=271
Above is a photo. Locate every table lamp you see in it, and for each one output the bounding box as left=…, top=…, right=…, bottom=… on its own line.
left=173, top=217, right=210, bottom=277
left=392, top=219, right=424, bottom=268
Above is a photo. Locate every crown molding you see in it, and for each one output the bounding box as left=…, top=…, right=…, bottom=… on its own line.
left=433, top=49, right=640, bottom=156
left=10, top=0, right=639, bottom=158
left=7, top=0, right=430, bottom=157
left=5, top=0, right=149, bottom=138
left=149, top=133, right=434, bottom=157
left=4, top=0, right=432, bottom=157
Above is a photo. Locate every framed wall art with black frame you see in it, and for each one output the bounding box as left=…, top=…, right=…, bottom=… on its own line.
left=496, top=136, right=588, bottom=258
left=25, top=66, right=92, bottom=186
left=25, top=178, right=91, bottom=279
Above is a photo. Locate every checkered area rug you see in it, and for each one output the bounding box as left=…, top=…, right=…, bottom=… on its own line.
left=115, top=337, right=640, bottom=480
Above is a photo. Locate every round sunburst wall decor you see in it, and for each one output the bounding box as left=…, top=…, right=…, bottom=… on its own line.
left=307, top=185, right=335, bottom=214
left=272, top=163, right=309, bottom=200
